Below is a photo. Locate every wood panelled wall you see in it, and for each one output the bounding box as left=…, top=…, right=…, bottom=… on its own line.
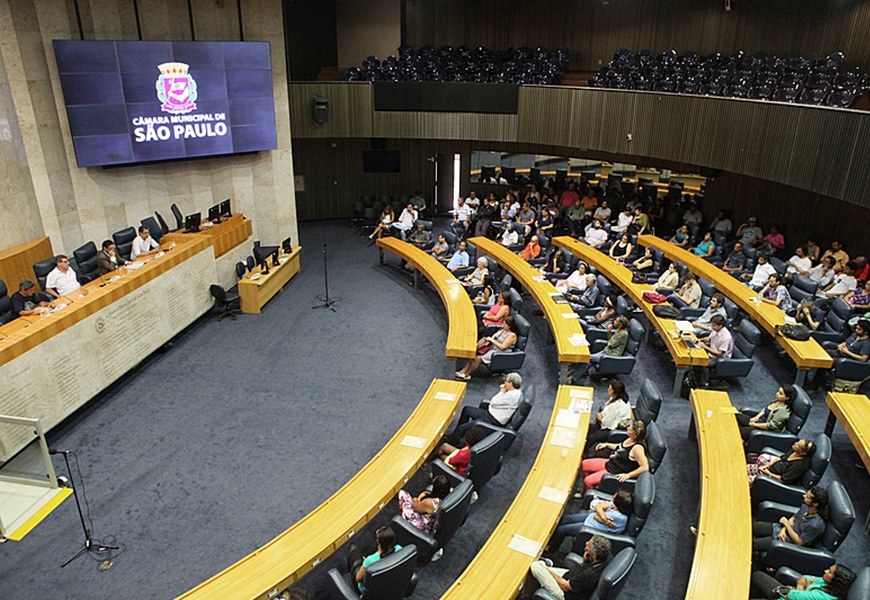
left=284, top=0, right=337, bottom=81
left=403, top=0, right=870, bottom=71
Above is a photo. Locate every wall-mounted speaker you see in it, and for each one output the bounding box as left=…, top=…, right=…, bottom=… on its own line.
left=312, top=96, right=329, bottom=124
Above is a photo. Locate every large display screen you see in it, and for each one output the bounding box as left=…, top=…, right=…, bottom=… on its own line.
left=53, top=40, right=278, bottom=167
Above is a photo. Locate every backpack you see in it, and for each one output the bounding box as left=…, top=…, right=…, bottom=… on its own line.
left=642, top=291, right=667, bottom=304
left=631, top=272, right=648, bottom=284
left=775, top=323, right=811, bottom=341
left=653, top=304, right=683, bottom=319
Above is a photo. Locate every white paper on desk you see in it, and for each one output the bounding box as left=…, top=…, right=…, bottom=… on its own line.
left=445, top=279, right=461, bottom=284
left=555, top=409, right=581, bottom=429
left=568, top=334, right=588, bottom=347
left=126, top=262, right=144, bottom=271
left=533, top=276, right=546, bottom=282
left=783, top=315, right=797, bottom=324
left=508, top=534, right=542, bottom=557
left=434, top=391, right=456, bottom=401
left=539, top=486, right=569, bottom=504
left=571, top=399, right=594, bottom=414
left=673, top=320, right=693, bottom=332
left=569, top=388, right=593, bottom=400
left=401, top=435, right=427, bottom=449
left=562, top=312, right=579, bottom=319
left=550, top=426, right=577, bottom=448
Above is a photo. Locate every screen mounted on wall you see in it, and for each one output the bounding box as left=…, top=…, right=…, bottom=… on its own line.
left=53, top=40, right=278, bottom=167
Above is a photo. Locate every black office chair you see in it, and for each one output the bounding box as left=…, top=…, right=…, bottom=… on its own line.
left=0, top=280, right=13, bottom=325
left=608, top=379, right=663, bottom=446
left=744, top=385, right=812, bottom=454
left=467, top=384, right=535, bottom=450
left=209, top=284, right=241, bottom=321
left=774, top=566, right=870, bottom=600
left=788, top=274, right=818, bottom=308
left=759, top=480, right=855, bottom=575
left=431, top=431, right=505, bottom=497
left=572, top=471, right=655, bottom=554
left=533, top=547, right=637, bottom=600
left=155, top=211, right=173, bottom=235
left=590, top=318, right=644, bottom=377
left=390, top=479, right=473, bottom=563
left=170, top=203, right=184, bottom=230
left=750, top=432, right=831, bottom=508
left=327, top=544, right=418, bottom=600
left=235, top=262, right=246, bottom=280
left=810, top=298, right=852, bottom=344
left=72, top=241, right=100, bottom=283
left=112, top=227, right=137, bottom=261
left=246, top=255, right=255, bottom=272
left=32, top=257, right=57, bottom=294
left=140, top=216, right=164, bottom=243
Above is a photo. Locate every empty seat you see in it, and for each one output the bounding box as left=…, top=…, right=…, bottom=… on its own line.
left=72, top=241, right=100, bottom=283
left=112, top=227, right=137, bottom=262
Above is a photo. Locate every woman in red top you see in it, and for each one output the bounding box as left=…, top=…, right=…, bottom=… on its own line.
left=431, top=426, right=487, bottom=475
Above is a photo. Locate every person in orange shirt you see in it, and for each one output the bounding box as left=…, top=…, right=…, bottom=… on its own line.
left=519, top=235, right=542, bottom=260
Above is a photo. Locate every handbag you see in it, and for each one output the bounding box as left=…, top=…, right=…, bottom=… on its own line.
left=775, top=323, right=811, bottom=341
left=642, top=291, right=667, bottom=304
left=653, top=304, right=683, bottom=319
left=477, top=339, right=494, bottom=355
left=631, top=272, right=647, bottom=284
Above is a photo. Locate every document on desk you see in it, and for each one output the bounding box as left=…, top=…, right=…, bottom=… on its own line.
left=508, top=534, right=542, bottom=557
left=568, top=333, right=588, bottom=346
left=434, top=391, right=456, bottom=401
left=548, top=292, right=569, bottom=305
left=555, top=409, right=581, bottom=429
left=539, top=486, right=569, bottom=505
left=569, top=388, right=593, bottom=400
left=401, top=435, right=427, bottom=449
left=549, top=426, right=577, bottom=448
left=126, top=262, right=144, bottom=271
left=674, top=320, right=693, bottom=332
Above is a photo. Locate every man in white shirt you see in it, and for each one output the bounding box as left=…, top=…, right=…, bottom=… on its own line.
left=818, top=261, right=857, bottom=298
left=44, top=254, right=81, bottom=299
left=683, top=203, right=703, bottom=226
left=742, top=253, right=776, bottom=291
left=500, top=225, right=519, bottom=247
left=131, top=226, right=160, bottom=260
left=786, top=246, right=812, bottom=276
left=808, top=256, right=836, bottom=289
left=449, top=372, right=522, bottom=442
left=391, top=202, right=417, bottom=240
left=583, top=219, right=608, bottom=249
left=452, top=197, right=473, bottom=239
left=692, top=293, right=727, bottom=337
left=464, top=191, right=480, bottom=213
left=710, top=210, right=733, bottom=237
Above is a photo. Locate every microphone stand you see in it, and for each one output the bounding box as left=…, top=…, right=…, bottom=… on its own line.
left=312, top=243, right=337, bottom=311
left=53, top=451, right=118, bottom=568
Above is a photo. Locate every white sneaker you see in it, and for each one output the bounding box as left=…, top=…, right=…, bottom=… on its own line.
left=471, top=491, right=479, bottom=504
left=430, top=548, right=444, bottom=562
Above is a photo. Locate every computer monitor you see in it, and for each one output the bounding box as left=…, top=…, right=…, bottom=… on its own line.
left=282, top=236, right=292, bottom=254
left=184, top=212, right=201, bottom=232
left=207, top=204, right=221, bottom=223
left=271, top=249, right=279, bottom=267
left=220, top=199, right=231, bottom=218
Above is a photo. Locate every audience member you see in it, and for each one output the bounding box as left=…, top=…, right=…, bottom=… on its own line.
left=471, top=275, right=496, bottom=305
left=613, top=207, right=633, bottom=234
left=742, top=253, right=776, bottom=291
left=536, top=206, right=555, bottom=239
left=541, top=248, right=567, bottom=275
left=519, top=235, right=542, bottom=260
left=670, top=224, right=691, bottom=248
left=710, top=210, right=733, bottom=237
left=517, top=202, right=536, bottom=237
left=500, top=224, right=520, bottom=247
left=462, top=257, right=489, bottom=287
left=346, top=526, right=401, bottom=593
left=669, top=271, right=702, bottom=309
left=556, top=263, right=590, bottom=294
left=10, top=279, right=50, bottom=318
left=845, top=279, right=870, bottom=308
left=44, top=254, right=80, bottom=300
left=655, top=262, right=680, bottom=290
left=482, top=291, right=511, bottom=326
left=444, top=241, right=470, bottom=272
left=97, top=239, right=126, bottom=275
left=583, top=294, right=617, bottom=329
left=449, top=372, right=522, bottom=437
left=561, top=181, right=581, bottom=208
left=853, top=255, right=868, bottom=283
left=808, top=255, right=837, bottom=289
left=735, top=384, right=796, bottom=440
left=583, top=220, right=608, bottom=249
left=527, top=535, right=612, bottom=600
left=749, top=563, right=856, bottom=600
left=683, top=203, right=703, bottom=226
left=464, top=190, right=479, bottom=212
left=584, top=380, right=631, bottom=449
left=821, top=241, right=850, bottom=272
left=747, top=438, right=816, bottom=487
left=690, top=231, right=716, bottom=258
left=430, top=233, right=449, bottom=259
left=573, top=316, right=630, bottom=380
left=410, top=190, right=427, bottom=214
left=131, top=225, right=160, bottom=260
left=785, top=246, right=812, bottom=277
left=475, top=195, right=497, bottom=237
left=608, top=232, right=632, bottom=263
left=432, top=426, right=487, bottom=476
left=568, top=274, right=600, bottom=308
left=795, top=297, right=825, bottom=331
left=452, top=197, right=472, bottom=239
left=630, top=207, right=650, bottom=235
left=391, top=202, right=417, bottom=240
left=631, top=247, right=655, bottom=273
left=408, top=223, right=431, bottom=248
left=735, top=216, right=763, bottom=249
left=691, top=293, right=727, bottom=337
left=752, top=487, right=828, bottom=555
left=368, top=206, right=394, bottom=240
left=805, top=238, right=821, bottom=264
left=818, top=261, right=857, bottom=298
left=548, top=490, right=634, bottom=553
left=757, top=225, right=785, bottom=256
left=722, top=242, right=748, bottom=273
left=566, top=199, right=586, bottom=235
left=758, top=273, right=794, bottom=313
left=697, top=315, right=733, bottom=369
left=593, top=200, right=612, bottom=222
left=580, top=420, right=649, bottom=491
left=456, top=316, right=518, bottom=380
left=396, top=475, right=451, bottom=533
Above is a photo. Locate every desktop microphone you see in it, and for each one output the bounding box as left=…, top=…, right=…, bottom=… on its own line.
left=60, top=295, right=75, bottom=304
left=48, top=449, right=70, bottom=455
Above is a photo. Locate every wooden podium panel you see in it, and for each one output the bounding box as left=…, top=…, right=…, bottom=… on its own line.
left=237, top=247, right=301, bottom=314
left=0, top=236, right=53, bottom=294
left=162, top=213, right=252, bottom=259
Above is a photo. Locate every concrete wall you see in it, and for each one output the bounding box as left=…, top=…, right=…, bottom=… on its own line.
left=0, top=0, right=297, bottom=256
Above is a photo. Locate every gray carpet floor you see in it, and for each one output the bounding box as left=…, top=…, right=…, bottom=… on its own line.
left=0, top=220, right=867, bottom=600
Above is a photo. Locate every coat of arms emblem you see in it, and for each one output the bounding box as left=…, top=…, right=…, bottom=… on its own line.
left=156, top=62, right=198, bottom=114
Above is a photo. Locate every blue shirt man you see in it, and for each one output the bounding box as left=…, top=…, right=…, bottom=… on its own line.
left=445, top=241, right=470, bottom=273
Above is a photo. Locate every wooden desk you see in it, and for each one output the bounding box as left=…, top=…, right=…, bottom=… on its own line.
left=554, top=236, right=709, bottom=395
left=638, top=235, right=832, bottom=384
left=825, top=392, right=870, bottom=531
left=162, top=213, right=252, bottom=259
left=0, top=236, right=54, bottom=294
left=376, top=238, right=477, bottom=360
left=468, top=237, right=590, bottom=381
left=687, top=389, right=751, bottom=600
left=0, top=237, right=216, bottom=460
left=237, top=247, right=301, bottom=314
left=441, top=385, right=593, bottom=600
left=177, top=379, right=465, bottom=600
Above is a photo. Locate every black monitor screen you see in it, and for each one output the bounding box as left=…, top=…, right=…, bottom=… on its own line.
left=220, top=198, right=231, bottom=216
left=184, top=212, right=201, bottom=232
left=282, top=237, right=292, bottom=254
left=207, top=205, right=220, bottom=221
left=53, top=40, right=278, bottom=167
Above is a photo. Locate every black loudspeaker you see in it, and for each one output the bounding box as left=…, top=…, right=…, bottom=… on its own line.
left=313, top=96, right=329, bottom=124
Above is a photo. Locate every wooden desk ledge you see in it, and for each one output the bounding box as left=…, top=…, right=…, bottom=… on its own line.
left=637, top=234, right=832, bottom=378
left=177, top=379, right=465, bottom=600
left=376, top=238, right=477, bottom=359
left=686, top=389, right=751, bottom=600
left=467, top=237, right=590, bottom=372
left=441, top=385, right=593, bottom=600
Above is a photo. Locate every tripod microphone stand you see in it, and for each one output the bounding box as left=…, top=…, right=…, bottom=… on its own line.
left=51, top=450, right=118, bottom=568
left=312, top=243, right=337, bottom=311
